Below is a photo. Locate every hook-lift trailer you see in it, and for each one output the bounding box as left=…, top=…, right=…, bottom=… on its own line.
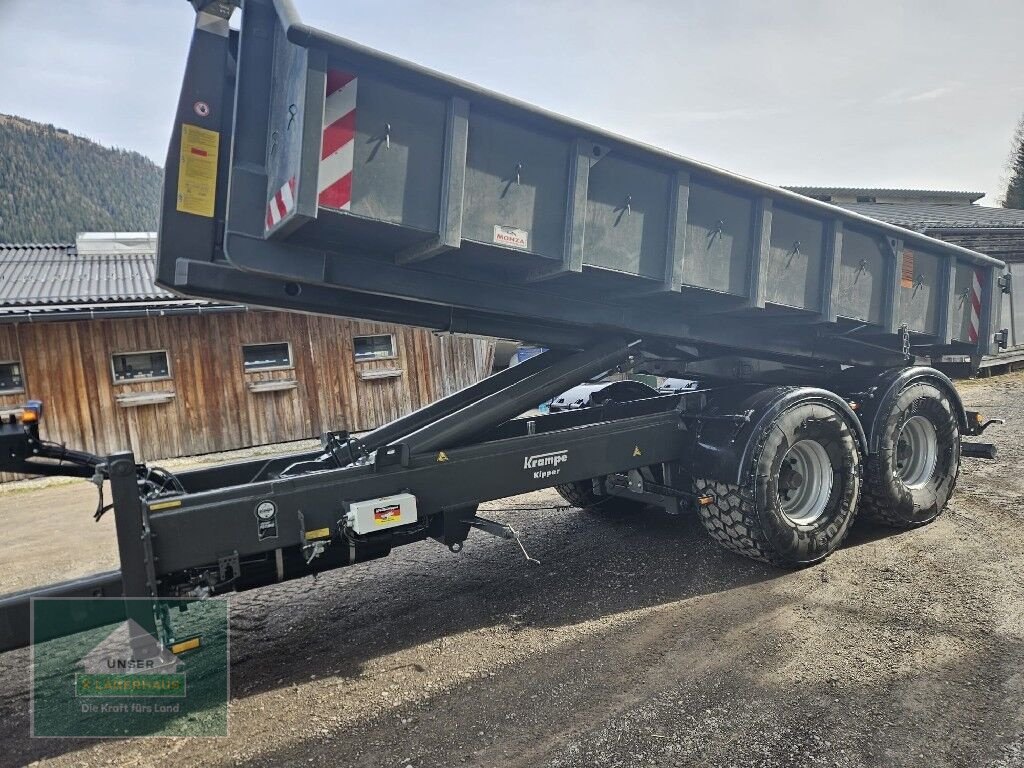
left=0, top=0, right=1008, bottom=652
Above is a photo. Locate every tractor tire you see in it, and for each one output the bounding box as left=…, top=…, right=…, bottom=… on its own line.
left=555, top=480, right=646, bottom=515
left=860, top=382, right=960, bottom=528
left=695, top=399, right=862, bottom=567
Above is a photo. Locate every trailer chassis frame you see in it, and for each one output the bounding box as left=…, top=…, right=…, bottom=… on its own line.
left=0, top=339, right=712, bottom=652
left=0, top=336, right=1003, bottom=653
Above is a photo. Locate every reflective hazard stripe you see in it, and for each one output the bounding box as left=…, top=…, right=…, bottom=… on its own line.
left=968, top=269, right=982, bottom=343
left=265, top=176, right=296, bottom=231
left=318, top=70, right=357, bottom=211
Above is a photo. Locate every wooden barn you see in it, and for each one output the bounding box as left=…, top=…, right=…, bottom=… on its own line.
left=0, top=233, right=493, bottom=469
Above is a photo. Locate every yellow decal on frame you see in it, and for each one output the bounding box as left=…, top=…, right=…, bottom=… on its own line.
left=176, top=123, right=220, bottom=217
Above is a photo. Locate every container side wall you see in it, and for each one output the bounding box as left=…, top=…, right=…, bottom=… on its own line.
left=344, top=73, right=446, bottom=231
left=899, top=247, right=941, bottom=335
left=837, top=229, right=887, bottom=325
left=583, top=153, right=670, bottom=279
left=766, top=207, right=825, bottom=310
left=463, top=113, right=570, bottom=260
left=681, top=181, right=753, bottom=295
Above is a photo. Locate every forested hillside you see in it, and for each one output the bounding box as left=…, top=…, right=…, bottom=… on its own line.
left=0, top=115, right=162, bottom=243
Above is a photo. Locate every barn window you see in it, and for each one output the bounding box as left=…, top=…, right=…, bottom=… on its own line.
left=353, top=334, right=397, bottom=361
left=111, top=350, right=171, bottom=383
left=0, top=361, right=24, bottom=393
left=242, top=342, right=293, bottom=372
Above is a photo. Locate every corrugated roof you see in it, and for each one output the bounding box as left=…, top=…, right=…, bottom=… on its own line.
left=0, top=242, right=177, bottom=307
left=786, top=186, right=985, bottom=203
left=837, top=203, right=1024, bottom=231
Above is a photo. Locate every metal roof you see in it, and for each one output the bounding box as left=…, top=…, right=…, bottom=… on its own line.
left=836, top=203, right=1024, bottom=231
left=785, top=187, right=985, bottom=204
left=0, top=242, right=178, bottom=308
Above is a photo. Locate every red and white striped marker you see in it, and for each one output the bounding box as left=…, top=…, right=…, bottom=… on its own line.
left=265, top=176, right=296, bottom=231
left=968, top=269, right=983, bottom=343
left=318, top=69, right=357, bottom=211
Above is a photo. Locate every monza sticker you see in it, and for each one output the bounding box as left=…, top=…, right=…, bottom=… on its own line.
left=255, top=500, right=279, bottom=541
left=493, top=225, right=529, bottom=250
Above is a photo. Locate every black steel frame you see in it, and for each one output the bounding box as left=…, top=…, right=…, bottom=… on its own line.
left=0, top=339, right=708, bottom=652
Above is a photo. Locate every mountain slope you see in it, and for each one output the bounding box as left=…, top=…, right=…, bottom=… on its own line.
left=0, top=115, right=163, bottom=243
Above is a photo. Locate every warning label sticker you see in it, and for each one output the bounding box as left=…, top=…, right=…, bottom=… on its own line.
left=176, top=123, right=220, bottom=218
left=254, top=500, right=278, bottom=541
left=374, top=504, right=401, bottom=525
left=493, top=225, right=529, bottom=250
left=901, top=249, right=915, bottom=289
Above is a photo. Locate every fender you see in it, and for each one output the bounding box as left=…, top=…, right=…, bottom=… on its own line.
left=831, top=366, right=968, bottom=454
left=690, top=385, right=867, bottom=486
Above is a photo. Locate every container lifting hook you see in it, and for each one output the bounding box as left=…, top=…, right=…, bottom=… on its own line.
left=708, top=219, right=725, bottom=245
left=786, top=240, right=801, bottom=268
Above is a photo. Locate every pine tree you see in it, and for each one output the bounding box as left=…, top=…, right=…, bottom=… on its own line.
left=1003, top=113, right=1024, bottom=209
left=0, top=115, right=162, bottom=242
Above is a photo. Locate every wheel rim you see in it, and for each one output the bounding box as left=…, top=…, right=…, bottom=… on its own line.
left=778, top=439, right=834, bottom=525
left=896, top=415, right=938, bottom=489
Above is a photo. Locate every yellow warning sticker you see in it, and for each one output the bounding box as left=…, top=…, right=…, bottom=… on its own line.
left=149, top=499, right=182, bottom=511
left=176, top=123, right=220, bottom=217
left=305, top=527, right=331, bottom=540
left=632, top=446, right=642, bottom=457
left=437, top=451, right=449, bottom=462
left=169, top=636, right=201, bottom=654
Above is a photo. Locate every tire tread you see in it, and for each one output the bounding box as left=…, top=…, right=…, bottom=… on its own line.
left=860, top=384, right=960, bottom=528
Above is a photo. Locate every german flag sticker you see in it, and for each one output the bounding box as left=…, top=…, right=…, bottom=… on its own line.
left=374, top=504, right=401, bottom=525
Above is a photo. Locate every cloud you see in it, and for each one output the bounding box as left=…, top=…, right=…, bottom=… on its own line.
left=877, top=82, right=960, bottom=105
left=906, top=85, right=954, bottom=102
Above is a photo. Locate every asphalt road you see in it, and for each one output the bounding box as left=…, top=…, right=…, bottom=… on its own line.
left=0, top=374, right=1022, bottom=767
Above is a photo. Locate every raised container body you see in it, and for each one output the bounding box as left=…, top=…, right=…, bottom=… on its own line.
left=157, top=0, right=1007, bottom=370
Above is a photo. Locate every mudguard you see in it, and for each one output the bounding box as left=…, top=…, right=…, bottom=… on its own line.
left=690, top=385, right=867, bottom=486
left=830, top=366, right=968, bottom=453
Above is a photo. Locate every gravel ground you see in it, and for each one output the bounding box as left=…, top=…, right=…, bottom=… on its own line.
left=0, top=375, right=1022, bottom=767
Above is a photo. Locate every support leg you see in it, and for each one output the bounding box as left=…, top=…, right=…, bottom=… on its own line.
left=109, top=452, right=164, bottom=654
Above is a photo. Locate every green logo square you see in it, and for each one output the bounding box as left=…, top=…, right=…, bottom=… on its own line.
left=32, top=597, right=228, bottom=737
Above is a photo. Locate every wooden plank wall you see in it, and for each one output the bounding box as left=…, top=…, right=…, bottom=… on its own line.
left=0, top=312, right=493, bottom=476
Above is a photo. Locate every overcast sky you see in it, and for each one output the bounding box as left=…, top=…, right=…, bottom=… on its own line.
left=2, top=0, right=1023, bottom=205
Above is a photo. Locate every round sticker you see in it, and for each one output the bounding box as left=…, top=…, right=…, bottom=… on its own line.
left=256, top=501, right=276, bottom=520
left=193, top=101, right=210, bottom=118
